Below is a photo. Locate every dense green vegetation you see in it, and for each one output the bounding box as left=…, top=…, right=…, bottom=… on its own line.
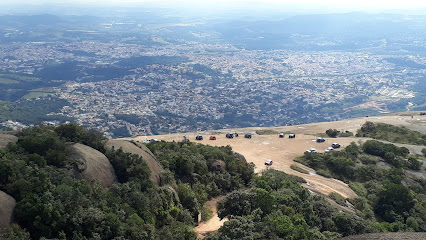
left=114, top=114, right=142, bottom=125
left=0, top=98, right=72, bottom=124
left=325, top=128, right=354, bottom=138
left=255, top=129, right=279, bottom=135
left=205, top=170, right=370, bottom=239
left=2, top=123, right=426, bottom=239
left=356, top=121, right=426, bottom=145
left=0, top=124, right=254, bottom=239
left=295, top=140, right=426, bottom=231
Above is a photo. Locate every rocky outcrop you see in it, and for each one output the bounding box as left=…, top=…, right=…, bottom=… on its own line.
left=106, top=140, right=163, bottom=185
left=0, top=191, right=16, bottom=234
left=233, top=152, right=247, bottom=163
left=0, top=134, right=18, bottom=149
left=68, top=143, right=117, bottom=187
left=211, top=160, right=226, bottom=171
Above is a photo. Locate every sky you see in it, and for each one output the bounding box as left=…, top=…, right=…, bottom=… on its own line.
left=4, top=0, right=426, bottom=8
left=2, top=0, right=426, bottom=15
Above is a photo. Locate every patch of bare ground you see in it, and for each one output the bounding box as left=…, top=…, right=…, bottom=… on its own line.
left=195, top=196, right=227, bottom=239
left=125, top=113, right=426, bottom=199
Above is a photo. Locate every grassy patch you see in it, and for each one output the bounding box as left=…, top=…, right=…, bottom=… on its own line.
left=23, top=92, right=56, bottom=99
left=23, top=88, right=56, bottom=99
left=290, top=164, right=309, bottom=174
left=316, top=169, right=333, bottom=178
left=256, top=129, right=279, bottom=135
left=0, top=74, right=40, bottom=82
left=349, top=182, right=368, bottom=197
left=201, top=204, right=213, bottom=222
left=356, top=122, right=426, bottom=146
left=329, top=192, right=346, bottom=206
left=0, top=77, right=19, bottom=84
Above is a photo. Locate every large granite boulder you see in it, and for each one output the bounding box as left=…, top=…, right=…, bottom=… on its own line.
left=106, top=140, right=164, bottom=185
left=0, top=134, right=18, bottom=149
left=0, top=191, right=16, bottom=234
left=68, top=143, right=117, bottom=187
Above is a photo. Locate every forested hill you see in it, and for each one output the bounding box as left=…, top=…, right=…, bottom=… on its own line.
left=0, top=123, right=255, bottom=239
left=1, top=123, right=426, bottom=239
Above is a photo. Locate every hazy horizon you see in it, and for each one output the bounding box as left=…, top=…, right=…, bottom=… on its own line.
left=1, top=0, right=426, bottom=16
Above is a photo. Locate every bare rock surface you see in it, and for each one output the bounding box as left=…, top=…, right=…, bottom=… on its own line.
left=0, top=190, right=16, bottom=234
left=106, top=140, right=163, bottom=184
left=0, top=134, right=18, bottom=149
left=68, top=143, right=117, bottom=187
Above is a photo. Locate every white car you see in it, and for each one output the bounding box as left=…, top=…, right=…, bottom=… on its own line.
left=265, top=159, right=273, bottom=166
left=143, top=138, right=158, bottom=144
left=325, top=147, right=334, bottom=153
left=306, top=148, right=318, bottom=153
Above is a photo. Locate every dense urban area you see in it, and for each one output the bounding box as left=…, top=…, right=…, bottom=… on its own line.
left=0, top=13, right=425, bottom=137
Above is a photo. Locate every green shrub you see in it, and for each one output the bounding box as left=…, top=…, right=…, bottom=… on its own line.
left=407, top=156, right=422, bottom=170
left=200, top=204, right=213, bottom=222
left=255, top=129, right=279, bottom=135
left=290, top=164, right=309, bottom=174
left=329, top=192, right=346, bottom=206
left=317, top=169, right=333, bottom=178
left=349, top=182, right=368, bottom=197
left=357, top=122, right=426, bottom=146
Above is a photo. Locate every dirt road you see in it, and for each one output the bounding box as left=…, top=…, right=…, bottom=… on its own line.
left=195, top=196, right=227, bottom=239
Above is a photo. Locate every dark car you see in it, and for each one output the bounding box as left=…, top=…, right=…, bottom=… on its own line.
left=195, top=135, right=203, bottom=140
left=332, top=143, right=341, bottom=148
left=226, top=133, right=234, bottom=138
left=245, top=134, right=252, bottom=139
left=209, top=136, right=216, bottom=140
left=316, top=137, right=325, bottom=143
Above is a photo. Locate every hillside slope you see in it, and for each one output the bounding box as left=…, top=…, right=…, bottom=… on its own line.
left=126, top=113, right=426, bottom=198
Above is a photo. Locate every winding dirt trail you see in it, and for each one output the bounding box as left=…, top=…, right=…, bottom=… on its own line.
left=195, top=196, right=227, bottom=239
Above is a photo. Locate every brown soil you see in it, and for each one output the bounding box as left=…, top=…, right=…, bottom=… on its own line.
left=68, top=143, right=118, bottom=187
left=0, top=190, right=16, bottom=234
left=0, top=134, right=18, bottom=149
left=195, top=196, right=227, bottom=239
left=106, top=140, right=164, bottom=184
left=125, top=114, right=426, bottom=199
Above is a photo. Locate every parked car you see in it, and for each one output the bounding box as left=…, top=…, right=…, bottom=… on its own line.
left=316, top=137, right=325, bottom=143
left=234, top=133, right=239, bottom=137
left=332, top=143, right=341, bottom=148
left=306, top=148, right=318, bottom=153
left=226, top=133, right=234, bottom=138
left=265, top=159, right=273, bottom=166
left=195, top=135, right=203, bottom=140
left=143, top=138, right=158, bottom=144
left=245, top=133, right=252, bottom=139
left=325, top=147, right=334, bottom=153
left=209, top=136, right=216, bottom=140
left=288, top=134, right=296, bottom=138
left=279, top=133, right=284, bottom=138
